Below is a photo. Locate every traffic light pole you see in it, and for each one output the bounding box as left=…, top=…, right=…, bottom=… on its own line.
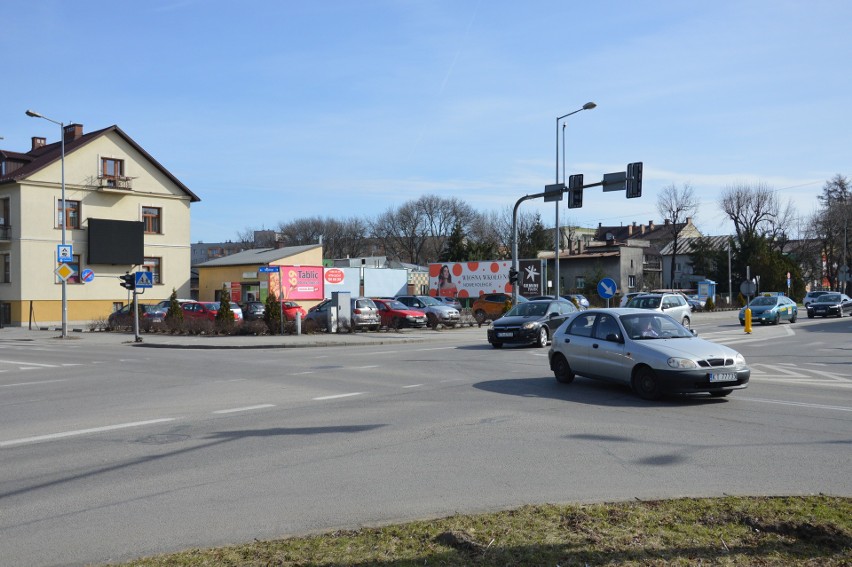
left=512, top=190, right=548, bottom=305
left=133, top=289, right=141, bottom=343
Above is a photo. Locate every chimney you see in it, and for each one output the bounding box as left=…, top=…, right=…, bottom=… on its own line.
left=63, top=124, right=83, bottom=143
left=648, top=220, right=655, bottom=231
left=640, top=224, right=646, bottom=235
left=577, top=239, right=585, bottom=254
left=664, top=219, right=670, bottom=225
left=686, top=217, right=692, bottom=225
left=31, top=137, right=46, bottom=151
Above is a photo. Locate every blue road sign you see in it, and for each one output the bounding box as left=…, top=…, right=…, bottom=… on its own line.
left=597, top=277, right=617, bottom=299
left=81, top=268, right=95, bottom=283
left=258, top=266, right=280, bottom=273
left=135, top=271, right=154, bottom=289
left=57, top=244, right=73, bottom=262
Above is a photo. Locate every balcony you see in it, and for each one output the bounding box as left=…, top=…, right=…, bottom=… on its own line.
left=643, top=260, right=662, bottom=271
left=96, top=175, right=133, bottom=191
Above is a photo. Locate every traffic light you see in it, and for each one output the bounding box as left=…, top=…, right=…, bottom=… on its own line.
left=626, top=162, right=643, bottom=198
left=568, top=174, right=584, bottom=208
left=508, top=267, right=519, bottom=285
left=120, top=273, right=136, bottom=290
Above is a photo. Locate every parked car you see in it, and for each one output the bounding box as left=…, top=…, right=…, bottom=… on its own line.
left=305, top=297, right=381, bottom=331
left=200, top=301, right=244, bottom=322
left=548, top=308, right=751, bottom=400
left=108, top=303, right=165, bottom=327
left=372, top=298, right=428, bottom=328
left=803, top=290, right=830, bottom=307
left=395, top=295, right=461, bottom=328
left=618, top=292, right=643, bottom=308
left=471, top=293, right=528, bottom=324
left=281, top=301, right=307, bottom=321
left=806, top=293, right=852, bottom=318
left=626, top=292, right=692, bottom=328
left=487, top=299, right=578, bottom=348
left=176, top=300, right=217, bottom=321
left=738, top=294, right=798, bottom=325
left=156, top=298, right=193, bottom=311
left=434, top=296, right=462, bottom=310
left=241, top=301, right=265, bottom=321
left=565, top=293, right=590, bottom=309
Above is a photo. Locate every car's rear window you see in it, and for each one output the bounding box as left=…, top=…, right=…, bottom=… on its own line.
left=628, top=296, right=661, bottom=309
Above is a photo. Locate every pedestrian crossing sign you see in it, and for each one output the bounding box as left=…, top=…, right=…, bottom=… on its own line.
left=135, top=271, right=154, bottom=288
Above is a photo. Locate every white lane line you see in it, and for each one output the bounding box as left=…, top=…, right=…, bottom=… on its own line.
left=313, top=392, right=364, bottom=401
left=0, top=418, right=177, bottom=448
left=352, top=365, right=380, bottom=369
left=0, top=359, right=59, bottom=368
left=213, top=404, right=276, bottom=414
left=740, top=397, right=852, bottom=413
left=61, top=363, right=83, bottom=367
left=403, top=384, right=423, bottom=388
left=290, top=371, right=315, bottom=375
left=0, top=378, right=68, bottom=388
left=415, top=346, right=458, bottom=351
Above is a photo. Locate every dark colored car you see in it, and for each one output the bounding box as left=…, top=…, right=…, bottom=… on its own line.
left=108, top=303, right=165, bottom=328
left=806, top=293, right=852, bottom=318
left=372, top=298, right=428, bottom=328
left=241, top=301, right=265, bottom=321
left=487, top=299, right=577, bottom=348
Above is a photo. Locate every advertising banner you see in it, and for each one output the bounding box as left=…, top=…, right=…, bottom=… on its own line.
left=429, top=260, right=544, bottom=298
left=268, top=265, right=324, bottom=300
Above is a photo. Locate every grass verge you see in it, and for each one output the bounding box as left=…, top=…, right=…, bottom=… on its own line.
left=111, top=495, right=850, bottom=566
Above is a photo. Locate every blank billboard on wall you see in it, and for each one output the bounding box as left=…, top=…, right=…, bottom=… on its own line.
left=87, top=219, right=144, bottom=265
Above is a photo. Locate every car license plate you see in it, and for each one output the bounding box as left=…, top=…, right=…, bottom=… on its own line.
left=497, top=332, right=513, bottom=338
left=709, top=373, right=737, bottom=382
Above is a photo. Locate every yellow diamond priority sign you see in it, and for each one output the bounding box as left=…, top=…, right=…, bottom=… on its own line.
left=55, top=263, right=75, bottom=281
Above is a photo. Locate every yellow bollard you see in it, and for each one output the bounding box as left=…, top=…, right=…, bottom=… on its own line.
left=744, top=307, right=752, bottom=334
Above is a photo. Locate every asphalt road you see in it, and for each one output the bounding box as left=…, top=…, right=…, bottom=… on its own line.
left=1, top=312, right=850, bottom=566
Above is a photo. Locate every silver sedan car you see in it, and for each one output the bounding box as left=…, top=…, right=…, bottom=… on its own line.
left=548, top=308, right=750, bottom=400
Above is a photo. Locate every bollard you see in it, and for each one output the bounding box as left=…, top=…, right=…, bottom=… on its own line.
left=296, top=311, right=301, bottom=336
left=744, top=307, right=752, bottom=334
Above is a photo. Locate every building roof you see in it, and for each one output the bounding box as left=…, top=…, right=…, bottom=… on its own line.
left=658, top=235, right=735, bottom=256
left=0, top=124, right=200, bottom=202
left=195, top=244, right=322, bottom=267
left=595, top=218, right=697, bottom=242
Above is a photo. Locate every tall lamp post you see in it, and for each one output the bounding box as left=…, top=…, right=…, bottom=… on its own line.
left=26, top=109, right=68, bottom=338
left=554, top=102, right=596, bottom=298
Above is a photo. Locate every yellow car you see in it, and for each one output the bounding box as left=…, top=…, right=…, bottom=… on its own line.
left=472, top=293, right=527, bottom=324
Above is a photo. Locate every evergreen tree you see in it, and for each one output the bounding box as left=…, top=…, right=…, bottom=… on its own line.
left=166, top=288, right=184, bottom=326
left=264, top=291, right=282, bottom=334
left=216, top=286, right=235, bottom=325
left=440, top=221, right=467, bottom=262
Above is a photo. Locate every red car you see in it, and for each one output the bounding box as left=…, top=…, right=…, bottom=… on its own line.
left=178, top=301, right=217, bottom=321
left=372, top=298, right=428, bottom=328
left=281, top=301, right=306, bottom=321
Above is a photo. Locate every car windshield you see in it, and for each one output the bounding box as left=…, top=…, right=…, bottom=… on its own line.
left=384, top=300, right=409, bottom=310
left=621, top=314, right=691, bottom=340
left=505, top=302, right=550, bottom=317
left=815, top=294, right=841, bottom=303
left=202, top=302, right=219, bottom=309
left=627, top=296, right=661, bottom=309
left=418, top=296, right=441, bottom=306
left=750, top=296, right=778, bottom=307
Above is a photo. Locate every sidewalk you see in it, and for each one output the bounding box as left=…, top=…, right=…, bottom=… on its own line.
left=0, top=324, right=474, bottom=349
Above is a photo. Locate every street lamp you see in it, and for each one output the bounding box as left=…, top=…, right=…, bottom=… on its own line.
left=26, top=109, right=68, bottom=338
left=554, top=102, right=596, bottom=298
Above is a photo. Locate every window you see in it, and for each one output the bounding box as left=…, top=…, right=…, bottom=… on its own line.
left=57, top=199, right=81, bottom=229
left=0, top=198, right=9, bottom=239
left=102, top=157, right=124, bottom=180
left=1, top=254, right=9, bottom=283
left=575, top=276, right=585, bottom=289
left=567, top=314, right=596, bottom=338
left=142, top=207, right=161, bottom=234
left=142, top=257, right=161, bottom=285
left=628, top=275, right=636, bottom=289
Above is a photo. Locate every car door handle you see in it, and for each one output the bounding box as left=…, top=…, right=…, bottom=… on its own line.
left=592, top=343, right=600, bottom=349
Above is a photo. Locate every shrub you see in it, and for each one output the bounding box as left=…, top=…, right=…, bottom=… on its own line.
left=264, top=291, right=282, bottom=335
left=704, top=296, right=716, bottom=312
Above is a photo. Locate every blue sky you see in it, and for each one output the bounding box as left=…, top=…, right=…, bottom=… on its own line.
left=2, top=1, right=849, bottom=244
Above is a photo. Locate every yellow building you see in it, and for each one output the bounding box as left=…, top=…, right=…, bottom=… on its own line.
left=196, top=244, right=325, bottom=311
left=0, top=123, right=199, bottom=327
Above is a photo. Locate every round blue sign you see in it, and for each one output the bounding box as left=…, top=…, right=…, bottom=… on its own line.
left=81, top=268, right=95, bottom=283
left=597, top=277, right=617, bottom=299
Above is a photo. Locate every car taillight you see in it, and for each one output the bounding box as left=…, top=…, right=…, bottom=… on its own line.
left=354, top=309, right=362, bottom=314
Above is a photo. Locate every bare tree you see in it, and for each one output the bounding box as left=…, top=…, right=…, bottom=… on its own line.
left=657, top=183, right=699, bottom=287
left=369, top=202, right=429, bottom=265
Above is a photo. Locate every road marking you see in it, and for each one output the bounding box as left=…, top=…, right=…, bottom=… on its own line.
left=0, top=359, right=59, bottom=368
left=0, top=378, right=68, bottom=388
left=403, top=384, right=423, bottom=388
left=290, top=371, right=315, bottom=375
left=0, top=418, right=177, bottom=448
left=213, top=404, right=276, bottom=414
left=352, top=365, right=380, bottom=369
left=415, top=346, right=457, bottom=351
left=313, top=392, right=364, bottom=401
left=740, top=397, right=852, bottom=413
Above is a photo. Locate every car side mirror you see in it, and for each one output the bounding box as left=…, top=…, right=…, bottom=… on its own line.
left=691, top=329, right=698, bottom=337
left=548, top=312, right=558, bottom=318
left=606, top=333, right=623, bottom=343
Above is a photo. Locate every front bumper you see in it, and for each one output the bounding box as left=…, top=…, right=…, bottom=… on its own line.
left=649, top=367, right=751, bottom=395
left=808, top=307, right=839, bottom=317
left=488, top=326, right=539, bottom=345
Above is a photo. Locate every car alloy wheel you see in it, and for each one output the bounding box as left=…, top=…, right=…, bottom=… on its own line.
left=536, top=326, right=549, bottom=348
